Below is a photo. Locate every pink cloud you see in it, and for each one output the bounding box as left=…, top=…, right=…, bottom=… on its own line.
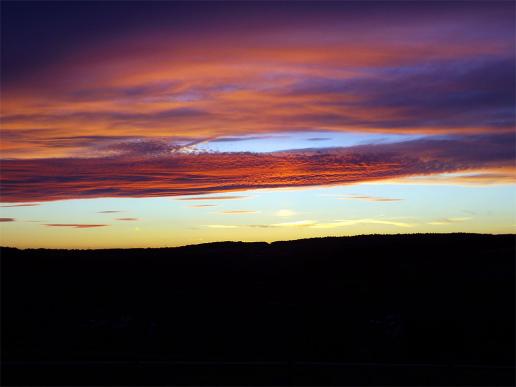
left=0, top=134, right=513, bottom=203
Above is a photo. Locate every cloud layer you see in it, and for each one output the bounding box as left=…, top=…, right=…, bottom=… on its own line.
left=1, top=2, right=514, bottom=159
left=0, top=2, right=514, bottom=205
left=1, top=134, right=513, bottom=203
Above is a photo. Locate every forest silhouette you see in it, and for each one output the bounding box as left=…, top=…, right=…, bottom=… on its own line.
left=1, top=233, right=515, bottom=386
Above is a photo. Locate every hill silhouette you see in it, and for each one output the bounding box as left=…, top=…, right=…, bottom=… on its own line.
left=1, top=233, right=515, bottom=385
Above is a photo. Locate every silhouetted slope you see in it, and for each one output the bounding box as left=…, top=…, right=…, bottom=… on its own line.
left=1, top=234, right=515, bottom=385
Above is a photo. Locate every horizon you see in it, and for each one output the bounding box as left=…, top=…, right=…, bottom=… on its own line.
left=1, top=232, right=515, bottom=251
left=1, top=1, right=515, bottom=248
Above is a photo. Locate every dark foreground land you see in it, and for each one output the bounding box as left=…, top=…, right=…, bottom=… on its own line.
left=1, top=234, right=515, bottom=386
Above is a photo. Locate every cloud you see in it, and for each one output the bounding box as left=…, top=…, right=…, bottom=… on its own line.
left=275, top=209, right=297, bottom=217
left=205, top=225, right=239, bottom=229
left=249, top=218, right=413, bottom=229
left=428, top=217, right=472, bottom=225
left=97, top=210, right=122, bottom=213
left=116, top=217, right=139, bottom=221
left=44, top=224, right=109, bottom=228
left=236, top=220, right=312, bottom=228
left=222, top=210, right=258, bottom=214
left=0, top=134, right=513, bottom=203
left=310, top=219, right=414, bottom=229
left=210, top=136, right=282, bottom=143
left=189, top=204, right=218, bottom=208
left=307, top=138, right=330, bottom=141
left=393, top=167, right=516, bottom=186
left=336, top=194, right=402, bottom=202
left=0, top=203, right=40, bottom=207
left=5, top=54, right=513, bottom=161
left=177, top=196, right=250, bottom=201
left=272, top=220, right=317, bottom=228
left=285, top=56, right=515, bottom=133
left=2, top=1, right=514, bottom=160
left=0, top=218, right=15, bottom=222
left=94, top=137, right=214, bottom=158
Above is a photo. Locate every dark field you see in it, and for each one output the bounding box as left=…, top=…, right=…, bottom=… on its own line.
left=1, top=234, right=515, bottom=385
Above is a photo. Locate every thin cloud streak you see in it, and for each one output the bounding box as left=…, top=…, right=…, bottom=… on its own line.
left=0, top=203, right=40, bottom=207
left=336, top=194, right=402, bottom=202
left=44, top=224, right=109, bottom=228
left=222, top=210, right=258, bottom=215
left=205, top=225, right=239, bottom=229
left=273, top=220, right=317, bottom=228
left=428, top=217, right=472, bottom=225
left=250, top=218, right=414, bottom=229
left=177, top=196, right=250, bottom=201
left=310, top=219, right=414, bottom=229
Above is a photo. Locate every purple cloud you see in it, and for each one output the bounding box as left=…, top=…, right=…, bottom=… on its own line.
left=0, top=133, right=513, bottom=203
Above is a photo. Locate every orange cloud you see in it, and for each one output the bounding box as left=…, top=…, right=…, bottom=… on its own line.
left=1, top=4, right=514, bottom=203
left=1, top=8, right=513, bottom=159
left=0, top=135, right=513, bottom=203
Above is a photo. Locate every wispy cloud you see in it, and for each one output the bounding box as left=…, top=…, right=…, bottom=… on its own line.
left=177, top=196, right=250, bottom=201
left=428, top=217, right=472, bottom=225
left=310, top=219, right=414, bottom=229
left=97, top=210, right=122, bottom=214
left=0, top=203, right=40, bottom=207
left=249, top=218, right=414, bottom=229
left=394, top=168, right=516, bottom=186
left=222, top=210, right=258, bottom=215
left=336, top=194, right=402, bottom=202
left=189, top=204, right=218, bottom=208
left=44, top=224, right=109, bottom=228
left=0, top=218, right=16, bottom=222
left=272, top=220, right=317, bottom=228
left=116, top=217, right=139, bottom=221
left=209, top=136, right=283, bottom=143
left=205, top=224, right=239, bottom=229
left=307, top=138, right=330, bottom=142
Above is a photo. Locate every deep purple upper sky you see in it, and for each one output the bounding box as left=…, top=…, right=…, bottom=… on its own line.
left=1, top=1, right=514, bottom=202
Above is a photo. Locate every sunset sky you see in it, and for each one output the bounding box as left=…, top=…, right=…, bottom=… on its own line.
left=1, top=1, right=515, bottom=248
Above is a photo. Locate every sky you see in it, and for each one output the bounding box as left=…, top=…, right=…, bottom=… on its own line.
left=0, top=1, right=515, bottom=248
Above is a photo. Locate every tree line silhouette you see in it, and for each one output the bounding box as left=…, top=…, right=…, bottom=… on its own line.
left=1, top=233, right=515, bottom=385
